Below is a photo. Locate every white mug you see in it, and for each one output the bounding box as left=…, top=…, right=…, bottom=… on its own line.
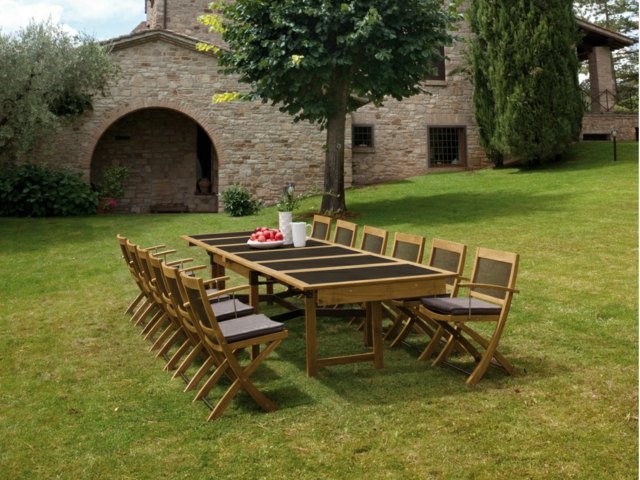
left=291, top=222, right=311, bottom=247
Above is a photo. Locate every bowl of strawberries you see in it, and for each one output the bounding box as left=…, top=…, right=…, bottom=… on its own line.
left=247, top=226, right=285, bottom=249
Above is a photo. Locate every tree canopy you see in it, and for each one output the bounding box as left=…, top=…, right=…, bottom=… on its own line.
left=469, top=0, right=584, bottom=166
left=0, top=21, right=118, bottom=164
left=201, top=0, right=458, bottom=212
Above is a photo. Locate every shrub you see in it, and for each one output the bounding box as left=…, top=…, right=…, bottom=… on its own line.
left=97, top=166, right=129, bottom=200
left=0, top=163, right=99, bottom=217
left=221, top=184, right=263, bottom=217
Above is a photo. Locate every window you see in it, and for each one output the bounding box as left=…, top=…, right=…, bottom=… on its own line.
left=353, top=125, right=374, bottom=148
left=426, top=46, right=445, bottom=81
left=428, top=127, right=466, bottom=167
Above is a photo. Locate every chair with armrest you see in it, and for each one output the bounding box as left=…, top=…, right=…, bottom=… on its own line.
left=385, top=238, right=467, bottom=346
left=125, top=239, right=172, bottom=331
left=160, top=262, right=253, bottom=384
left=180, top=272, right=288, bottom=421
left=416, top=246, right=519, bottom=385
left=332, top=219, right=358, bottom=247
left=116, top=234, right=169, bottom=321
left=310, top=214, right=332, bottom=241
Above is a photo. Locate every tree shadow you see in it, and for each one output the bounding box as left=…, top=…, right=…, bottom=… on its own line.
left=347, top=190, right=568, bottom=228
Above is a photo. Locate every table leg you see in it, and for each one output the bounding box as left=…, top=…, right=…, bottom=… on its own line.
left=369, top=301, right=384, bottom=369
left=304, top=292, right=318, bottom=377
left=210, top=253, right=226, bottom=288
left=249, top=271, right=260, bottom=313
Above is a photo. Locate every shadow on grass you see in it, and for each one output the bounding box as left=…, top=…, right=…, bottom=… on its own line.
left=267, top=315, right=570, bottom=408
left=348, top=190, right=568, bottom=228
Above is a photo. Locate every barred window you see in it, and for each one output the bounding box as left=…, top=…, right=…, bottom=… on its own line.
left=353, top=125, right=374, bottom=148
left=428, top=127, right=466, bottom=167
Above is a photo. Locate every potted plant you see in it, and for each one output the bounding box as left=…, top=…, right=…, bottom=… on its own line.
left=97, top=166, right=129, bottom=213
left=276, top=183, right=299, bottom=245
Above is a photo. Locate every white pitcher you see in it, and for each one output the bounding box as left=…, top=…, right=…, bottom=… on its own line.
left=291, top=222, right=311, bottom=247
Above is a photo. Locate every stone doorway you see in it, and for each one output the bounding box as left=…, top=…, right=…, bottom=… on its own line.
left=90, top=107, right=218, bottom=213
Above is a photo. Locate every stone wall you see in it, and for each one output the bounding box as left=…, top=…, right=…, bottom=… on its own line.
left=40, top=32, right=330, bottom=212
left=349, top=10, right=488, bottom=185
left=582, top=112, right=638, bottom=141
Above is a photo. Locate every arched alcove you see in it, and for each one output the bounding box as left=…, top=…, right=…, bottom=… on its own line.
left=90, top=107, right=218, bottom=213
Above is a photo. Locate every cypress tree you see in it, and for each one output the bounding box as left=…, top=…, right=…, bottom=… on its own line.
left=469, top=0, right=584, bottom=166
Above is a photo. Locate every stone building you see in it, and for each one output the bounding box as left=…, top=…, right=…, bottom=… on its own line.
left=40, top=0, right=637, bottom=213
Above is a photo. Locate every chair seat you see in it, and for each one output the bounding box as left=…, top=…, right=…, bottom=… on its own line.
left=220, top=314, right=286, bottom=343
left=421, top=297, right=502, bottom=316
left=211, top=299, right=254, bottom=321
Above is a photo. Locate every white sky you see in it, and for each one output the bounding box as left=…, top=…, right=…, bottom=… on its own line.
left=0, top=0, right=146, bottom=40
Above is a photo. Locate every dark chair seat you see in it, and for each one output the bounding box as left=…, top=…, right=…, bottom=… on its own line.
left=219, top=314, right=286, bottom=343
left=211, top=299, right=254, bottom=321
left=421, top=297, right=502, bottom=316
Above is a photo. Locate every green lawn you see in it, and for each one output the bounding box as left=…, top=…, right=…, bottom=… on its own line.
left=1, top=141, right=637, bottom=479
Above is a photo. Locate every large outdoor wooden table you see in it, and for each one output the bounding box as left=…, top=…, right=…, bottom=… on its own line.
left=183, top=231, right=456, bottom=377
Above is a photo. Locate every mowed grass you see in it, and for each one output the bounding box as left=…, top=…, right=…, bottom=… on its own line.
left=0, top=141, right=637, bottom=479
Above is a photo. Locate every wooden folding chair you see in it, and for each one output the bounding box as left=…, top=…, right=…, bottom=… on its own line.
left=180, top=272, right=288, bottom=421
left=135, top=245, right=195, bottom=345
left=124, top=239, right=172, bottom=331
left=417, top=246, right=519, bottom=385
left=332, top=219, right=358, bottom=247
left=359, top=225, right=388, bottom=254
left=310, top=214, right=332, bottom=240
left=385, top=238, right=467, bottom=346
left=160, top=262, right=254, bottom=382
left=116, top=234, right=167, bottom=318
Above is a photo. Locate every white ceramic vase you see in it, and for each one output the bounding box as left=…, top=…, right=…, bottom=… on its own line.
left=278, top=211, right=293, bottom=245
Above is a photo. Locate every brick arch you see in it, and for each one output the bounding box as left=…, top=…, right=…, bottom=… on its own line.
left=89, top=99, right=222, bottom=213
left=84, top=98, right=223, bottom=172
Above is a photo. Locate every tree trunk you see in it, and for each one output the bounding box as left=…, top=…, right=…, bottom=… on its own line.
left=320, top=75, right=349, bottom=214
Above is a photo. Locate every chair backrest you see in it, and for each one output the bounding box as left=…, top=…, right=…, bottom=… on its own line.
left=390, top=232, right=426, bottom=263
left=359, top=225, right=388, bottom=255
left=428, top=238, right=467, bottom=292
left=148, top=253, right=171, bottom=299
left=117, top=234, right=132, bottom=265
left=332, top=219, right=358, bottom=247
left=162, top=262, right=202, bottom=342
left=180, top=272, right=227, bottom=348
left=468, top=247, right=519, bottom=305
left=311, top=214, right=332, bottom=240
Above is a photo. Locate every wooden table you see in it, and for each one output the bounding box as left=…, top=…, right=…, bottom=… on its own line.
left=183, top=231, right=455, bottom=377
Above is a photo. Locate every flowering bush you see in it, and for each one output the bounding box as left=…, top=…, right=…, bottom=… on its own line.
left=99, top=197, right=117, bottom=212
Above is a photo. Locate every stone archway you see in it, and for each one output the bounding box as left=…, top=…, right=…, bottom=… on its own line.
left=90, top=107, right=218, bottom=213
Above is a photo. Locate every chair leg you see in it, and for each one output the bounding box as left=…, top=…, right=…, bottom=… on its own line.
left=431, top=329, right=459, bottom=366
left=154, top=327, right=183, bottom=358
left=125, top=291, right=145, bottom=315
left=205, top=342, right=281, bottom=421
left=461, top=322, right=515, bottom=385
left=194, top=358, right=229, bottom=401
left=430, top=323, right=482, bottom=366
left=131, top=299, right=153, bottom=326
left=164, top=339, right=191, bottom=371
left=418, top=325, right=445, bottom=361
left=172, top=342, right=203, bottom=378
left=148, top=321, right=177, bottom=350
left=384, top=311, right=409, bottom=342
left=142, top=312, right=167, bottom=340
left=388, top=314, right=416, bottom=348
left=184, top=356, right=216, bottom=391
